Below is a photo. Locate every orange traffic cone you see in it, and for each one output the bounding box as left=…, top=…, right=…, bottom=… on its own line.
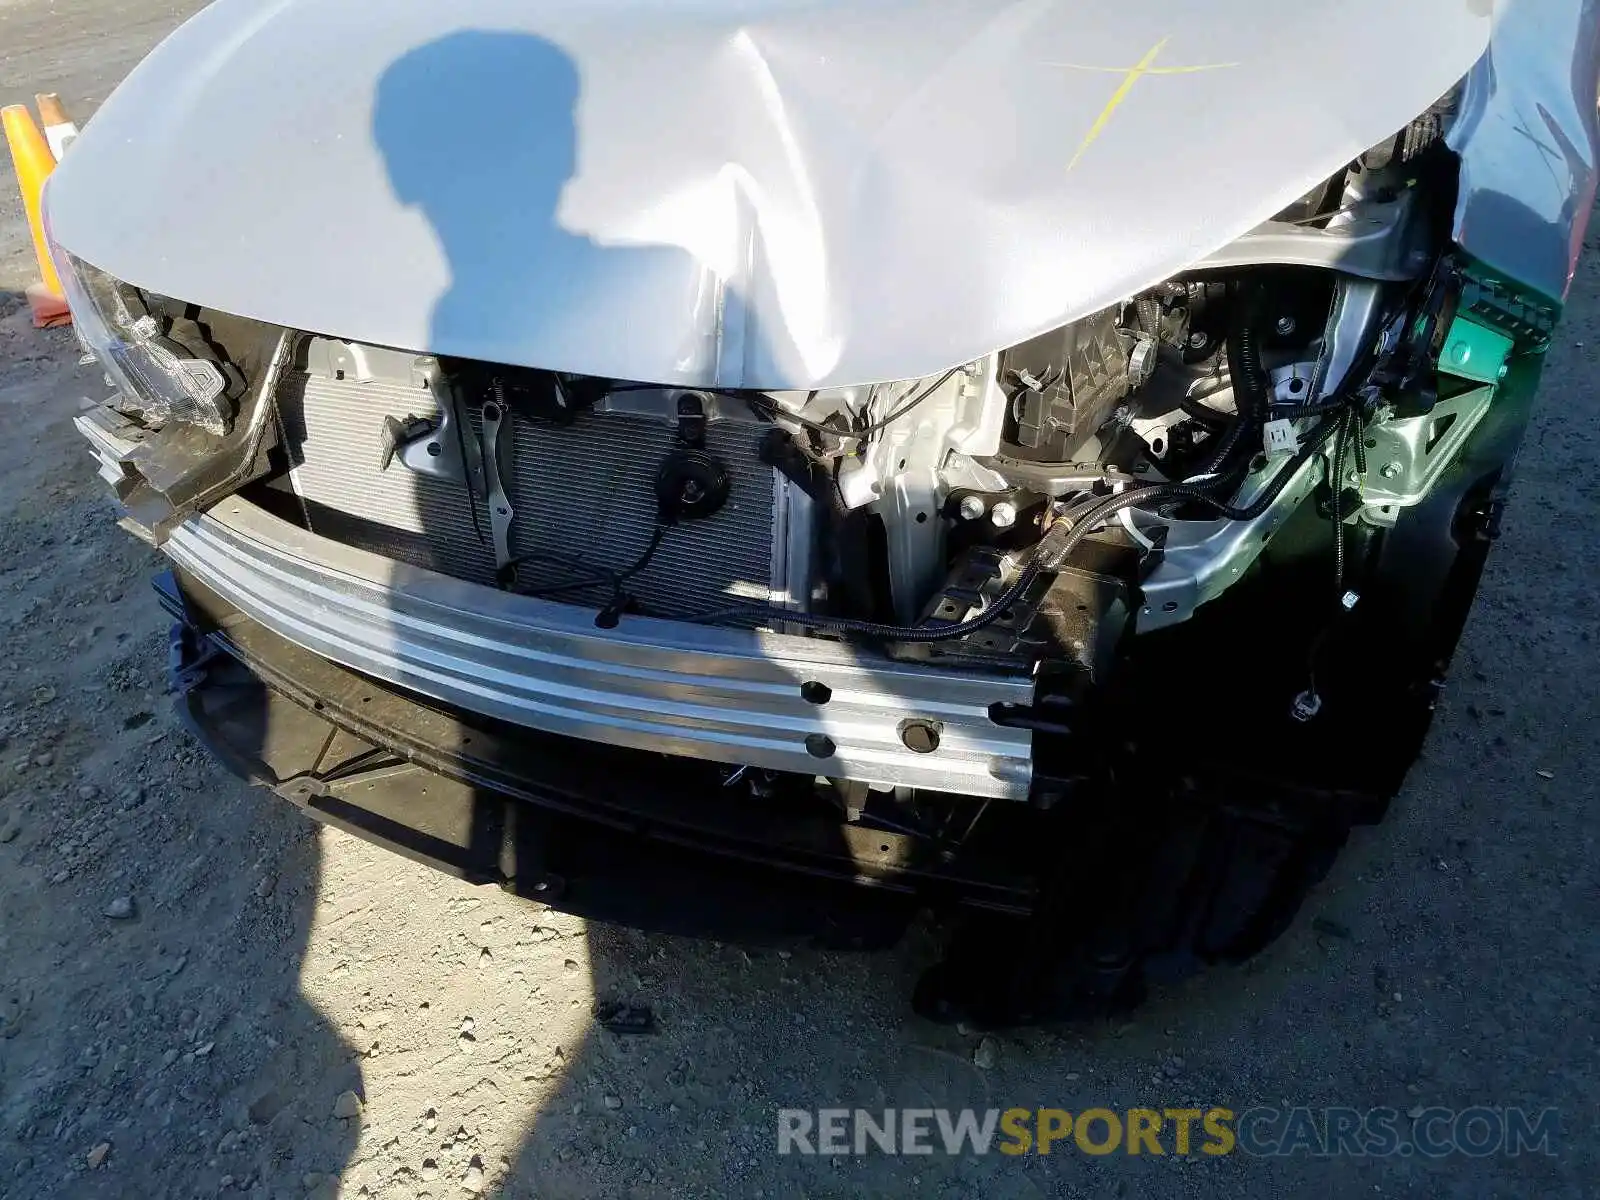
left=35, top=94, right=79, bottom=162
left=2, top=103, right=71, bottom=328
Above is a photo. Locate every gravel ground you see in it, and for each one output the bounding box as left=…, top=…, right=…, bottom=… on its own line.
left=3, top=6, right=1598, bottom=1198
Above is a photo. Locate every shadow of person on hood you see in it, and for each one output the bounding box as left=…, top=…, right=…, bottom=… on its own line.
left=374, top=28, right=706, bottom=381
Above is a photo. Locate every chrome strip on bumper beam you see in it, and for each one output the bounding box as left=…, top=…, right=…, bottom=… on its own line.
left=165, top=501, right=1035, bottom=799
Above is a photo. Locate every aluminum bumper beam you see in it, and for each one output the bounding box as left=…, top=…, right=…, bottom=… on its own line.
left=164, top=500, right=1035, bottom=799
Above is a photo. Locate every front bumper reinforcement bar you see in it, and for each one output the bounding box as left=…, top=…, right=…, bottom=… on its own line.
left=162, top=499, right=1035, bottom=798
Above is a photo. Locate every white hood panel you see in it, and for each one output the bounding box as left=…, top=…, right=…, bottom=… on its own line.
left=46, top=0, right=1490, bottom=387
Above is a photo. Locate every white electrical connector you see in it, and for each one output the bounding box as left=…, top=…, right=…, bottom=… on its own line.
left=1263, top=418, right=1300, bottom=456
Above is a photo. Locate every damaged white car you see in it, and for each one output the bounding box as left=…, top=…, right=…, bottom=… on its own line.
left=44, top=0, right=1600, bottom=1019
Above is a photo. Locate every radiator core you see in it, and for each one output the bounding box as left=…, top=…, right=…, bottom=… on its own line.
left=275, top=372, right=781, bottom=618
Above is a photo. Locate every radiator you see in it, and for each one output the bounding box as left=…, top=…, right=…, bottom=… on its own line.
left=274, top=371, right=782, bottom=618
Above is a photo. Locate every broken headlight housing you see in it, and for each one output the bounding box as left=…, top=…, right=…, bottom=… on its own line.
left=54, top=251, right=242, bottom=436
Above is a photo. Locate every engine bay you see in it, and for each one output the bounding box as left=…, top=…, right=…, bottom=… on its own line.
left=74, top=123, right=1555, bottom=700
left=255, top=254, right=1486, bottom=685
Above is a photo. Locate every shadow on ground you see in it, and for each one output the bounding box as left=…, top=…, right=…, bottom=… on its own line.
left=0, top=305, right=362, bottom=1198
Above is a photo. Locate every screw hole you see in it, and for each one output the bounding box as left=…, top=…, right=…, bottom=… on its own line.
left=1161, top=600, right=1179, bottom=613
left=800, top=681, right=832, bottom=705
left=915, top=512, right=928, bottom=524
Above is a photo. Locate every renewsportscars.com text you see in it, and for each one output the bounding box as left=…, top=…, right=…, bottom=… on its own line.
left=776, top=1106, right=1558, bottom=1158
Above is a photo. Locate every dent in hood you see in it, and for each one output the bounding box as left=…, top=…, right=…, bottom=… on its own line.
left=47, top=0, right=1489, bottom=388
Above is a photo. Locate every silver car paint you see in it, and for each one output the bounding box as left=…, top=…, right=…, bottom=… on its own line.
left=46, top=0, right=1498, bottom=390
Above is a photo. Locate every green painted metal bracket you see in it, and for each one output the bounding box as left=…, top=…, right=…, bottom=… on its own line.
left=1438, top=314, right=1514, bottom=384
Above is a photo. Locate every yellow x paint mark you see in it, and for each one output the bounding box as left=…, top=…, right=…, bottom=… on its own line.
left=1048, top=38, right=1239, bottom=171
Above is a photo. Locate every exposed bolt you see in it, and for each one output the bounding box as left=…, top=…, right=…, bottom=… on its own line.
left=989, top=501, right=1019, bottom=529
left=958, top=495, right=987, bottom=521
left=1380, top=461, right=1403, bottom=479
left=1187, top=331, right=1210, bottom=350
left=1274, top=316, right=1296, bottom=336
left=1341, top=590, right=1360, bottom=611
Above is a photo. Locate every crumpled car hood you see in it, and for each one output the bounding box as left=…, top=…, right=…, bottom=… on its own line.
left=46, top=0, right=1489, bottom=388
